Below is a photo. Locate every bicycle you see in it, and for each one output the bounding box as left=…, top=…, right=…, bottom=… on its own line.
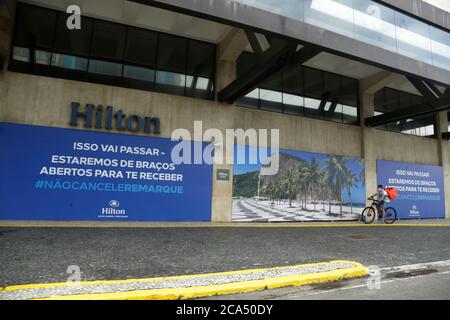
left=361, top=197, right=397, bottom=224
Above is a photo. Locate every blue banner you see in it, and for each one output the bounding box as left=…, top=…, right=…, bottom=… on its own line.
left=0, top=123, right=213, bottom=221
left=376, top=160, right=445, bottom=219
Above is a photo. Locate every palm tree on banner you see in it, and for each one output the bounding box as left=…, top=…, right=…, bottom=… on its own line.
left=319, top=170, right=330, bottom=212
left=344, top=168, right=358, bottom=215
left=282, top=167, right=300, bottom=208
left=297, top=162, right=309, bottom=210
left=323, top=155, right=348, bottom=215
left=300, top=157, right=324, bottom=211
left=356, top=158, right=365, bottom=186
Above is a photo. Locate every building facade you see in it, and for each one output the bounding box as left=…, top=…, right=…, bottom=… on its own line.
left=0, top=0, right=449, bottom=222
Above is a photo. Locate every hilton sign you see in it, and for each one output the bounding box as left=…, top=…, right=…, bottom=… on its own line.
left=69, top=102, right=161, bottom=134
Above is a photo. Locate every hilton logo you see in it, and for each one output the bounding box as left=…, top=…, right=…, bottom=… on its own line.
left=410, top=205, right=420, bottom=216
left=100, top=200, right=126, bottom=216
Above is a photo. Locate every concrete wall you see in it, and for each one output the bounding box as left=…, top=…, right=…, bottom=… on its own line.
left=1, top=70, right=448, bottom=220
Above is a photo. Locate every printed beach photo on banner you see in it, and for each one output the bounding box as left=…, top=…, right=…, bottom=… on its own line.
left=377, top=160, right=445, bottom=219
left=232, top=144, right=366, bottom=222
left=0, top=122, right=213, bottom=221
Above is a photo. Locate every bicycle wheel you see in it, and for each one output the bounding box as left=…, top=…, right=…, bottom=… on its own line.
left=362, top=207, right=376, bottom=224
left=384, top=207, right=397, bottom=224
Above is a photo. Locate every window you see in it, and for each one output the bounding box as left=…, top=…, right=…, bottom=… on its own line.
left=304, top=0, right=355, bottom=39
left=14, top=5, right=57, bottom=50
left=373, top=87, right=436, bottom=137
left=54, top=14, right=93, bottom=57
left=342, top=77, right=359, bottom=124
left=230, top=0, right=450, bottom=71
left=90, top=21, right=126, bottom=60
left=186, top=41, right=215, bottom=99
left=9, top=3, right=216, bottom=101
left=260, top=73, right=283, bottom=113
left=125, top=27, right=157, bottom=67
left=394, top=11, right=432, bottom=64
left=353, top=0, right=397, bottom=53
left=283, top=65, right=304, bottom=116
left=235, top=52, right=360, bottom=125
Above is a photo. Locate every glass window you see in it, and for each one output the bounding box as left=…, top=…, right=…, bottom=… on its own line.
left=430, top=26, right=450, bottom=71
left=155, top=70, right=186, bottom=96
left=157, top=34, right=187, bottom=73
left=323, top=73, right=343, bottom=122
left=90, top=20, right=126, bottom=60
left=88, top=60, right=123, bottom=77
left=186, top=75, right=214, bottom=99
left=259, top=73, right=283, bottom=112
left=303, top=67, right=323, bottom=99
left=342, top=104, right=358, bottom=124
left=385, top=88, right=399, bottom=112
left=342, top=77, right=358, bottom=107
left=187, top=40, right=215, bottom=78
left=239, top=0, right=303, bottom=21
left=35, top=50, right=51, bottom=65
left=54, top=13, right=93, bottom=56
left=123, top=65, right=155, bottom=82
left=304, top=97, right=322, bottom=119
left=395, top=11, right=432, bottom=64
left=353, top=0, right=397, bottom=53
left=125, top=27, right=157, bottom=67
left=304, top=0, right=355, bottom=39
left=10, top=4, right=216, bottom=101
left=236, top=89, right=259, bottom=109
left=398, top=91, right=412, bottom=109
left=374, top=89, right=386, bottom=114
left=51, top=53, right=88, bottom=71
left=12, top=46, right=30, bottom=62
left=283, top=93, right=304, bottom=116
left=14, top=5, right=57, bottom=49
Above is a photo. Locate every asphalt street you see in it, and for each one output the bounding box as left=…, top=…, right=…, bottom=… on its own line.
left=0, top=226, right=449, bottom=288
left=206, top=262, right=450, bottom=300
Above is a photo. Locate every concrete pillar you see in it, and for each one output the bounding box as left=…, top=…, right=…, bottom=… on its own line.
left=0, top=0, right=16, bottom=72
left=436, top=111, right=450, bottom=218
left=210, top=28, right=247, bottom=222
left=0, top=0, right=17, bottom=122
left=359, top=71, right=400, bottom=204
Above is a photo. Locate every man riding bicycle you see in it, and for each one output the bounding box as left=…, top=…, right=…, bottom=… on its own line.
left=368, top=184, right=390, bottom=219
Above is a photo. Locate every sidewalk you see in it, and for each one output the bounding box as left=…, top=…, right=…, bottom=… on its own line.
left=0, top=218, right=449, bottom=228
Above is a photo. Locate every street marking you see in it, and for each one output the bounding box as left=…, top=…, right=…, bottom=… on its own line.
left=278, top=260, right=450, bottom=298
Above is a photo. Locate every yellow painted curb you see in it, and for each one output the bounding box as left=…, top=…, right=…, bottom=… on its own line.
left=1, top=260, right=368, bottom=300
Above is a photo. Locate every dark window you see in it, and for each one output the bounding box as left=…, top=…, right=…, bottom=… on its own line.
left=186, top=40, right=215, bottom=100
left=187, top=40, right=215, bottom=78
left=14, top=5, right=57, bottom=50
left=125, top=27, right=157, bottom=67
left=259, top=73, right=283, bottom=113
left=373, top=87, right=435, bottom=137
left=322, top=72, right=343, bottom=123
left=234, top=50, right=360, bottom=126
left=342, top=77, right=359, bottom=124
left=9, top=3, right=215, bottom=101
left=385, top=88, right=400, bottom=112
left=283, top=65, right=304, bottom=116
left=303, top=67, right=323, bottom=99
left=157, top=34, right=187, bottom=73
left=90, top=20, right=126, bottom=60
left=54, top=13, right=93, bottom=57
